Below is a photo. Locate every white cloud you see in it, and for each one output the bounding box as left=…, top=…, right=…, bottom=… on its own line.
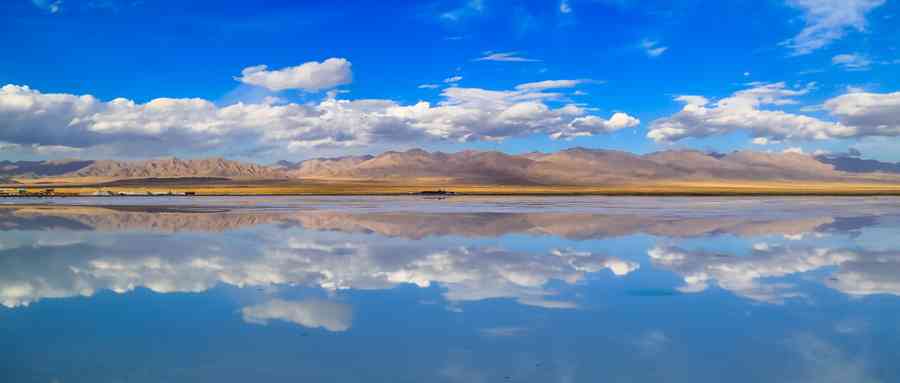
left=647, top=82, right=876, bottom=143
left=433, top=85, right=639, bottom=140
left=823, top=91, right=900, bottom=137
left=440, top=0, right=485, bottom=22
left=559, top=0, right=572, bottom=14
left=832, top=53, right=872, bottom=70
left=443, top=75, right=463, bottom=84
left=418, top=84, right=440, bottom=89
left=556, top=113, right=640, bottom=138
left=781, top=0, right=886, bottom=55
left=0, top=81, right=639, bottom=156
left=514, top=79, right=591, bottom=91
left=673, top=95, right=709, bottom=106
left=783, top=146, right=806, bottom=154
left=474, top=52, right=541, bottom=62
left=0, top=142, right=85, bottom=157
left=32, top=0, right=63, bottom=13
left=236, top=58, right=352, bottom=92
left=640, top=39, right=668, bottom=57
left=242, top=298, right=352, bottom=332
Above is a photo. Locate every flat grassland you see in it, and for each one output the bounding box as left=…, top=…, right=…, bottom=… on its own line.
left=5, top=177, right=900, bottom=196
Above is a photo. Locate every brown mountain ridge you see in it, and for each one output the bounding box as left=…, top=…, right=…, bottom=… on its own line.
left=3, top=148, right=900, bottom=185
left=280, top=148, right=892, bottom=185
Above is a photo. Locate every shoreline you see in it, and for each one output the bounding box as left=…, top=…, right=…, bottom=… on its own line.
left=5, top=180, right=900, bottom=197
left=4, top=191, right=900, bottom=197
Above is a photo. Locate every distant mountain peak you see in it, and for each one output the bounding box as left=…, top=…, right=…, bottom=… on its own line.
left=66, top=157, right=285, bottom=179
left=816, top=154, right=900, bottom=174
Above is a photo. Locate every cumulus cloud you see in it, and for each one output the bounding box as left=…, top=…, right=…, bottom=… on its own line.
left=433, top=85, right=639, bottom=140
left=640, top=39, right=668, bottom=57
left=236, top=58, right=352, bottom=92
left=0, top=84, right=377, bottom=154
left=557, top=113, right=639, bottom=138
left=823, top=91, right=900, bottom=137
left=242, top=298, right=352, bottom=332
left=0, top=81, right=638, bottom=156
left=646, top=82, right=900, bottom=143
left=474, top=52, right=541, bottom=62
left=832, top=53, right=872, bottom=70
left=673, top=95, right=709, bottom=106
left=781, top=0, right=886, bottom=55
left=559, top=0, right=572, bottom=14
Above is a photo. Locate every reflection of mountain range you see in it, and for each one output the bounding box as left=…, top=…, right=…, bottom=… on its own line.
left=2, top=204, right=898, bottom=311
left=5, top=148, right=900, bottom=184
left=2, top=204, right=887, bottom=238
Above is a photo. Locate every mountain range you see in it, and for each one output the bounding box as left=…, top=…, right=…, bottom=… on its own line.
left=268, top=148, right=900, bottom=184
left=3, top=148, right=900, bottom=185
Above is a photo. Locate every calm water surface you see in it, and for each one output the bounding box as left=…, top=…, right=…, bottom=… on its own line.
left=2, top=197, right=900, bottom=382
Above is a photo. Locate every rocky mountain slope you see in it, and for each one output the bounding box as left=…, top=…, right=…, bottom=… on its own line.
left=67, top=158, right=285, bottom=179
left=0, top=159, right=94, bottom=178
left=1, top=158, right=285, bottom=180
left=283, top=148, right=866, bottom=184
left=3, top=148, right=899, bottom=185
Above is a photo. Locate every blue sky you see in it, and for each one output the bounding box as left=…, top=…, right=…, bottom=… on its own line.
left=1, top=0, right=899, bottom=162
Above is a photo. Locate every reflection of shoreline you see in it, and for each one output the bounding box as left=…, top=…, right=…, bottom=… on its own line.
left=1, top=204, right=884, bottom=239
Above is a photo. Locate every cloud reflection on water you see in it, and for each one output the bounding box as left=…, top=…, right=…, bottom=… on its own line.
left=0, top=200, right=898, bottom=311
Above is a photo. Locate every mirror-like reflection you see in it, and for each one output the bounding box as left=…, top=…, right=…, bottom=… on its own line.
left=2, top=197, right=900, bottom=382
